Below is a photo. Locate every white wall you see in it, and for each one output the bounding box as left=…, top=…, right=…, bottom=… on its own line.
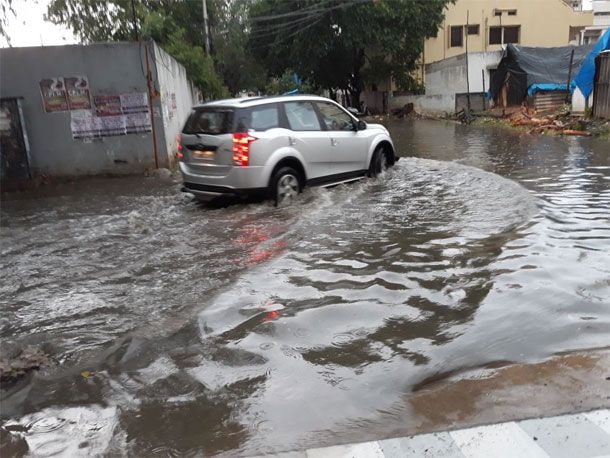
left=426, top=51, right=502, bottom=96
left=572, top=86, right=594, bottom=112
left=391, top=94, right=456, bottom=115
left=593, top=0, right=610, bottom=26
left=153, top=43, right=198, bottom=166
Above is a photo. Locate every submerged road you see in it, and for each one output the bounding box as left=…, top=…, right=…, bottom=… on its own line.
left=1, top=119, right=609, bottom=456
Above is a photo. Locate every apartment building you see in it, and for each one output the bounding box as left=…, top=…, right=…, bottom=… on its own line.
left=580, top=0, right=610, bottom=44
left=422, top=0, right=592, bottom=65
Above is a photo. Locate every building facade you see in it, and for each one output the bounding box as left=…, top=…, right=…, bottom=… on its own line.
left=422, top=0, right=592, bottom=67
left=580, top=0, right=610, bottom=44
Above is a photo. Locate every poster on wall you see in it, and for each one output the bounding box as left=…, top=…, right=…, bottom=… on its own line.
left=93, top=95, right=122, bottom=116
left=171, top=93, right=177, bottom=115
left=39, top=78, right=68, bottom=112
left=71, top=91, right=153, bottom=140
left=125, top=112, right=152, bottom=134
left=100, top=115, right=126, bottom=136
left=120, top=92, right=148, bottom=113
left=65, top=76, right=92, bottom=110
left=70, top=110, right=98, bottom=139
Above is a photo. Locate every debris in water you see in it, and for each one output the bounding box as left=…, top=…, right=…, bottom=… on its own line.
left=0, top=345, right=49, bottom=385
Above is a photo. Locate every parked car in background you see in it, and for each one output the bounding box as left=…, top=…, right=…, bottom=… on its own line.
left=178, top=95, right=397, bottom=206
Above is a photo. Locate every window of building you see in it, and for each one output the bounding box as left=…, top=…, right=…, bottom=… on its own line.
left=489, top=26, right=502, bottom=45
left=494, top=9, right=502, bottom=16
left=507, top=9, right=517, bottom=16
left=504, top=26, right=520, bottom=44
left=450, top=25, right=463, bottom=47
left=467, top=24, right=480, bottom=35
left=489, top=25, right=520, bottom=45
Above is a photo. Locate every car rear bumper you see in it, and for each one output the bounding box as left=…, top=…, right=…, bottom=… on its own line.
left=179, top=162, right=271, bottom=197
left=181, top=182, right=267, bottom=198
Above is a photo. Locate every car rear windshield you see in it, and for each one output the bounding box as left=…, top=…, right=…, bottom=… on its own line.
left=183, top=108, right=234, bottom=135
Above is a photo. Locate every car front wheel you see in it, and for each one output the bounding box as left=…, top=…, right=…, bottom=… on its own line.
left=369, top=147, right=390, bottom=177
left=271, top=166, right=301, bottom=207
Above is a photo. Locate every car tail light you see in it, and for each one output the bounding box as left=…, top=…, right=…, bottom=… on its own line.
left=177, top=134, right=184, bottom=159
left=232, top=133, right=257, bottom=167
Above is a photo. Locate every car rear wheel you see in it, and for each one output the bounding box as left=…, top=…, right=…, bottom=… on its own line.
left=271, top=167, right=301, bottom=207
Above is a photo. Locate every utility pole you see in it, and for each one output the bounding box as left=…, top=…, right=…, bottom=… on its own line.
left=130, top=0, right=139, bottom=41
left=202, top=0, right=211, bottom=55
left=566, top=48, right=575, bottom=103
left=465, top=10, right=471, bottom=112
left=144, top=42, right=159, bottom=169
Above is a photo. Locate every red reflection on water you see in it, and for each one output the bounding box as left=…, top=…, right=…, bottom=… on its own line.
left=232, top=222, right=288, bottom=266
left=264, top=310, right=280, bottom=322
left=248, top=240, right=287, bottom=265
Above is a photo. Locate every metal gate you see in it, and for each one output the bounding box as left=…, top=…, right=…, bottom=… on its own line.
left=1, top=97, right=31, bottom=186
left=593, top=52, right=610, bottom=119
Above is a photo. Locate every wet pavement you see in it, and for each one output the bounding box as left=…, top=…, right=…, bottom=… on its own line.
left=1, top=119, right=609, bottom=456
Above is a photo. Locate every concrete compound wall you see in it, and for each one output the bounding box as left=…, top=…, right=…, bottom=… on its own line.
left=426, top=51, right=502, bottom=96
left=0, top=41, right=196, bottom=177
left=390, top=93, right=456, bottom=115
left=391, top=51, right=501, bottom=115
left=153, top=44, right=199, bottom=165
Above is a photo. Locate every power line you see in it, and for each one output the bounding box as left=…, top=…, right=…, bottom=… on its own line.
left=250, top=1, right=333, bottom=23
left=249, top=0, right=367, bottom=39
left=248, top=17, right=325, bottom=50
left=250, top=12, right=326, bottom=38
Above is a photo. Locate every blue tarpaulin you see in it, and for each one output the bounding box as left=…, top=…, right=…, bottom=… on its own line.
left=527, top=83, right=569, bottom=97
left=573, top=28, right=610, bottom=98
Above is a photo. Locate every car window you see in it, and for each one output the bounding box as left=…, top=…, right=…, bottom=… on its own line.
left=183, top=108, right=233, bottom=135
left=249, top=105, right=279, bottom=131
left=284, top=102, right=321, bottom=131
left=316, top=102, right=355, bottom=131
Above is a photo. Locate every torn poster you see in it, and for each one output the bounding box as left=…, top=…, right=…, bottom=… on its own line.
left=94, top=95, right=122, bottom=116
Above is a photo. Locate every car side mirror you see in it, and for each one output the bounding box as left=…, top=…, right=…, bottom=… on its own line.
left=357, top=120, right=367, bottom=131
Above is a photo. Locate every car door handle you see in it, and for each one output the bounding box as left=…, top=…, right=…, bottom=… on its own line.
left=330, top=138, right=338, bottom=146
left=288, top=136, right=297, bottom=146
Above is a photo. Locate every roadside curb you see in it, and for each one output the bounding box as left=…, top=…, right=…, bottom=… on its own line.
left=257, top=409, right=610, bottom=458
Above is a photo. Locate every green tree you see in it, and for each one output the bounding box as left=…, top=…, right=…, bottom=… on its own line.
left=265, top=69, right=315, bottom=95
left=45, top=0, right=229, bottom=98
left=0, top=0, right=14, bottom=45
left=141, top=11, right=227, bottom=98
left=212, top=0, right=267, bottom=95
left=249, top=0, right=452, bottom=106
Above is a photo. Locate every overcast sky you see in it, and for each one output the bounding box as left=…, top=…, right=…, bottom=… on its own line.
left=1, top=0, right=78, bottom=48
left=0, top=0, right=596, bottom=49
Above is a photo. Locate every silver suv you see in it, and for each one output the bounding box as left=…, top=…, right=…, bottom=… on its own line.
left=178, top=95, right=397, bottom=205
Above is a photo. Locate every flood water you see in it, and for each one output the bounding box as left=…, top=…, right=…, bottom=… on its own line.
left=1, top=119, right=609, bottom=456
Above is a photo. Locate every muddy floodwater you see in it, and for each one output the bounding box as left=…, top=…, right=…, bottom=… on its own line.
left=1, top=119, right=609, bottom=456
